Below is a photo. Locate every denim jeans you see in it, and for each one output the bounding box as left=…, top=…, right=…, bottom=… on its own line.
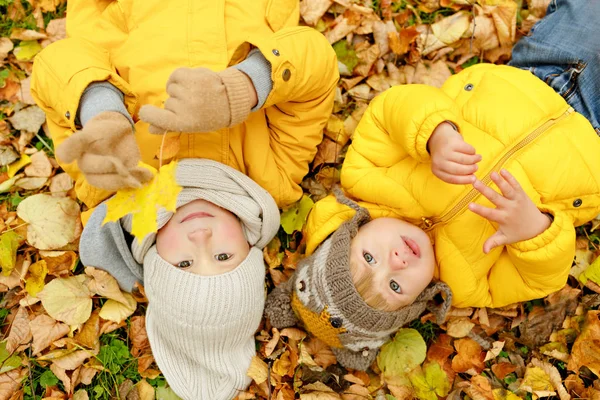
left=509, top=0, right=600, bottom=134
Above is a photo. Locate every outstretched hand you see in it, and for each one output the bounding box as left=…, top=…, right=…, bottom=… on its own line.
left=468, top=169, right=552, bottom=254
left=428, top=122, right=482, bottom=184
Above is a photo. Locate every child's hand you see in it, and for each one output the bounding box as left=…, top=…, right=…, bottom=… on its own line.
left=468, top=170, right=552, bottom=254
left=139, top=67, right=255, bottom=134
left=57, top=112, right=153, bottom=191
left=428, top=122, right=481, bottom=184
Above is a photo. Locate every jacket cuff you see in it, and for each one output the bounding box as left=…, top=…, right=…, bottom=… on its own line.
left=416, top=110, right=460, bottom=162
left=233, top=49, right=273, bottom=111
left=509, top=207, right=568, bottom=252
left=65, top=67, right=137, bottom=131
left=78, top=82, right=134, bottom=127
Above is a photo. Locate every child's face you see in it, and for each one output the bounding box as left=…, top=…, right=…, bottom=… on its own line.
left=156, top=199, right=250, bottom=275
left=350, top=218, right=435, bottom=311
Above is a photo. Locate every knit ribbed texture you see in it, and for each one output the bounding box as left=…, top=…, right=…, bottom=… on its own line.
left=145, top=246, right=265, bottom=400
left=233, top=49, right=273, bottom=111
left=266, top=187, right=453, bottom=371
left=218, top=68, right=252, bottom=127
left=77, top=82, right=134, bottom=127
left=129, top=159, right=280, bottom=264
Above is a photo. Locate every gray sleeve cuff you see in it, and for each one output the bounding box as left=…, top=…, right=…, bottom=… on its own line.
left=77, top=82, right=134, bottom=127
left=233, top=49, right=273, bottom=111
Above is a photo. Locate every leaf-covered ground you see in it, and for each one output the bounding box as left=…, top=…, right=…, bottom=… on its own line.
left=1, top=0, right=600, bottom=399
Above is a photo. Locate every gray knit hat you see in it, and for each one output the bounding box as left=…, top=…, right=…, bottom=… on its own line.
left=265, top=188, right=452, bottom=371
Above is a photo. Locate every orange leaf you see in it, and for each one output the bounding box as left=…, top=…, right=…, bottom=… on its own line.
left=567, top=310, right=600, bottom=376
left=492, top=362, right=517, bottom=380
left=451, top=338, right=485, bottom=373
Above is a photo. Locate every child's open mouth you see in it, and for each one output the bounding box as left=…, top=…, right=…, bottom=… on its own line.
left=402, top=236, right=421, bottom=258
left=181, top=212, right=213, bottom=223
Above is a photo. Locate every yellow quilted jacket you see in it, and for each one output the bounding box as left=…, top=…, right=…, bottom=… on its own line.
left=306, top=64, right=600, bottom=309
left=30, top=0, right=338, bottom=209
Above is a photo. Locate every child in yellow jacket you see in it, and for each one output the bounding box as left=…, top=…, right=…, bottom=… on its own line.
left=30, top=0, right=338, bottom=210
left=265, top=0, right=600, bottom=371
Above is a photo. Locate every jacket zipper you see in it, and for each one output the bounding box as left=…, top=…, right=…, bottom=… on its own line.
left=421, top=107, right=574, bottom=231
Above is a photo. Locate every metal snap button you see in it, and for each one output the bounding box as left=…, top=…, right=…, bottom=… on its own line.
left=330, top=317, right=343, bottom=328
left=282, top=69, right=291, bottom=81
left=65, top=111, right=71, bottom=119
left=573, top=198, right=582, bottom=207
left=272, top=49, right=280, bottom=56
left=464, top=83, right=474, bottom=91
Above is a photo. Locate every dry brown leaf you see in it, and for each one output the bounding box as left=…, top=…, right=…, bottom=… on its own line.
left=340, top=384, right=369, bottom=400
left=72, top=389, right=89, bottom=400
left=40, top=250, right=77, bottom=276
left=446, top=317, right=475, bottom=338
left=153, top=133, right=181, bottom=162
left=530, top=358, right=570, bottom=400
left=305, top=338, right=337, bottom=369
left=313, top=138, right=343, bottom=167
left=353, top=44, right=379, bottom=77
left=38, top=275, right=93, bottom=325
left=273, top=350, right=293, bottom=377
left=567, top=310, right=600, bottom=376
left=74, top=309, right=100, bottom=350
left=247, top=356, right=269, bottom=385
left=17, top=194, right=81, bottom=250
left=469, top=375, right=494, bottom=400
left=42, top=17, right=67, bottom=47
left=23, top=151, right=52, bottom=177
left=487, top=1, right=517, bottom=46
left=50, top=364, right=71, bottom=395
left=49, top=172, right=73, bottom=197
left=427, top=334, right=454, bottom=365
left=9, top=29, right=47, bottom=41
left=301, top=382, right=341, bottom=400
left=519, top=366, right=556, bottom=398
left=85, top=267, right=129, bottom=305
left=265, top=328, right=281, bottom=357
left=491, top=362, right=517, bottom=380
left=389, top=26, right=419, bottom=55
left=300, top=0, right=333, bottom=25
left=388, top=384, right=413, bottom=399
left=7, top=106, right=46, bottom=133
left=452, top=338, right=485, bottom=373
left=325, top=11, right=362, bottom=44
left=130, top=316, right=151, bottom=357
left=0, top=38, right=13, bottom=61
left=15, top=176, right=47, bottom=190
left=29, top=313, right=70, bottom=355
left=0, top=368, right=27, bottom=400
left=6, top=306, right=32, bottom=353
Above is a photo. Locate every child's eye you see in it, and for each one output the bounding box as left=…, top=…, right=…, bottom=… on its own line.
left=215, top=253, right=232, bottom=261
left=390, top=280, right=402, bottom=294
left=177, top=260, right=192, bottom=268
left=363, top=252, right=375, bottom=264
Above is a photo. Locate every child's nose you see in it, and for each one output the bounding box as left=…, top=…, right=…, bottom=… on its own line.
left=188, top=228, right=212, bottom=242
left=389, top=250, right=408, bottom=271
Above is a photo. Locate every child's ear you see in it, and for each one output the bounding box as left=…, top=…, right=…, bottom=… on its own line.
left=265, top=276, right=299, bottom=328
left=420, top=281, right=453, bottom=325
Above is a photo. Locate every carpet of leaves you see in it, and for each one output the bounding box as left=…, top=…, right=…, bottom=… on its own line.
left=1, top=0, right=600, bottom=399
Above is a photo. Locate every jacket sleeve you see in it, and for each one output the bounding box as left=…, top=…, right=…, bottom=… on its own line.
left=248, top=27, right=339, bottom=206
left=30, top=0, right=137, bottom=208
left=488, top=205, right=575, bottom=307
left=355, top=84, right=461, bottom=163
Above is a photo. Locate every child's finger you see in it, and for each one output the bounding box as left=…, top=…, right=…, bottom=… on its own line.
left=439, top=161, right=478, bottom=176
left=483, top=231, right=507, bottom=254
left=453, top=140, right=477, bottom=155
left=490, top=171, right=516, bottom=200
left=434, top=170, right=476, bottom=185
left=472, top=179, right=507, bottom=207
left=468, top=202, right=501, bottom=222
left=447, top=151, right=482, bottom=165
left=500, top=169, right=524, bottom=192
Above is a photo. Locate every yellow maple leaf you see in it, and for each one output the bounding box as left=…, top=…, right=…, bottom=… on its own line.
left=103, top=161, right=182, bottom=242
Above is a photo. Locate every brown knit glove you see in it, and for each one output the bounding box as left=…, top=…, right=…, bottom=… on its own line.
left=57, top=111, right=153, bottom=191
left=138, top=67, right=253, bottom=134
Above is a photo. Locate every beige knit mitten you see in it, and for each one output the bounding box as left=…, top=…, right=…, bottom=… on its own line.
left=138, top=67, right=254, bottom=134
left=57, top=111, right=153, bottom=191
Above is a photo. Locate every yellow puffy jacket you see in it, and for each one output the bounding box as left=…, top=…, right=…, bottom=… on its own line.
left=30, top=0, right=338, bottom=209
left=306, top=64, right=600, bottom=309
